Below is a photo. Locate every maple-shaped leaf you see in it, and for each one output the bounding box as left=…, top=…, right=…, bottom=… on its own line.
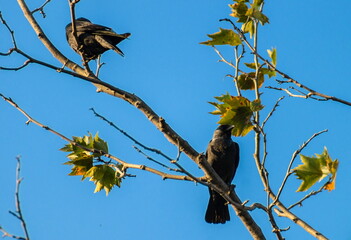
left=84, top=165, right=121, bottom=195
left=293, top=147, right=339, bottom=192
left=229, top=2, right=248, bottom=19
left=200, top=28, right=242, bottom=46
left=210, top=93, right=259, bottom=136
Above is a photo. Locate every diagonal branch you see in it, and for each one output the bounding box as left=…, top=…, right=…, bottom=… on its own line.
left=12, top=2, right=266, bottom=238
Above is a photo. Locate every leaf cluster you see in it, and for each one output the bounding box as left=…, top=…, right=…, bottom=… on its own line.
left=60, top=133, right=122, bottom=195
left=229, top=0, right=269, bottom=37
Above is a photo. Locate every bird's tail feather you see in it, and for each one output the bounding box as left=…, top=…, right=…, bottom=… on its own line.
left=205, top=190, right=230, bottom=224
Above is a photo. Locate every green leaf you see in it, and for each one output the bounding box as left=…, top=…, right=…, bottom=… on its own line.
left=84, top=165, right=121, bottom=195
left=267, top=48, right=277, bottom=67
left=210, top=94, right=254, bottom=136
left=93, top=132, right=109, bottom=157
left=293, top=147, right=339, bottom=192
left=244, top=62, right=258, bottom=69
left=260, top=68, right=276, bottom=78
left=229, top=2, right=248, bottom=19
left=241, top=20, right=255, bottom=38
left=246, top=7, right=269, bottom=25
left=200, top=28, right=242, bottom=46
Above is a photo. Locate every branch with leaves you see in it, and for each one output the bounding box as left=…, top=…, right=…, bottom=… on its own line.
left=199, top=1, right=340, bottom=239
left=0, top=0, right=344, bottom=239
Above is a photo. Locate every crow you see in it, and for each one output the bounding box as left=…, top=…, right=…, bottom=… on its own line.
left=65, top=18, right=130, bottom=60
left=205, top=125, right=240, bottom=224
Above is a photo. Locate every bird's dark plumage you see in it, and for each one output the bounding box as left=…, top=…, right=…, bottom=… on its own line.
left=205, top=125, right=239, bottom=224
left=65, top=18, right=130, bottom=60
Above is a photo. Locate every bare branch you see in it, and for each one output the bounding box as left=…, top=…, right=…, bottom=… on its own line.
left=132, top=146, right=180, bottom=172
left=0, top=12, right=18, bottom=49
left=31, top=0, right=51, bottom=18
left=261, top=96, right=284, bottom=129
left=0, top=60, right=31, bottom=71
left=288, top=184, right=325, bottom=210
left=14, top=157, right=30, bottom=240
left=0, top=156, right=30, bottom=240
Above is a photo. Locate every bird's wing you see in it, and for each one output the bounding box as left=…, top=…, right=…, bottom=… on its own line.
left=94, top=35, right=125, bottom=56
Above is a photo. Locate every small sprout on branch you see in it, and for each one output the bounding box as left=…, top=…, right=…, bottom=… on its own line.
left=293, top=147, right=339, bottom=192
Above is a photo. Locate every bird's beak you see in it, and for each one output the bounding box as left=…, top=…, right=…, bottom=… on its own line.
left=226, top=125, right=235, bottom=131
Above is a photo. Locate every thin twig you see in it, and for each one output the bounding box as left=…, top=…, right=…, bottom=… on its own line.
left=261, top=96, right=285, bottom=129
left=273, top=129, right=328, bottom=205
left=132, top=146, right=180, bottom=172
left=0, top=60, right=31, bottom=71
left=90, top=108, right=175, bottom=162
left=95, top=55, right=105, bottom=77
left=288, top=184, right=325, bottom=210
left=31, top=0, right=51, bottom=18
left=212, top=46, right=245, bottom=74
left=0, top=12, right=18, bottom=48
left=14, top=157, right=30, bottom=240
left=0, top=156, right=30, bottom=240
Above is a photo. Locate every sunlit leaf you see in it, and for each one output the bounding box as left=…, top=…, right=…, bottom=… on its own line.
left=293, top=147, right=339, bottom=192
left=210, top=94, right=255, bottom=136
left=241, top=20, right=255, bottom=38
left=229, top=2, right=248, bottom=18
left=85, top=165, right=121, bottom=195
left=246, top=7, right=269, bottom=25
left=267, top=48, right=277, bottom=67
left=200, top=28, right=242, bottom=46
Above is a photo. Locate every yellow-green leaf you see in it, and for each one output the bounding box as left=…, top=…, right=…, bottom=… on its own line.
left=200, top=28, right=242, bottom=46
left=293, top=147, right=339, bottom=192
left=267, top=48, right=277, bottom=67
left=210, top=94, right=254, bottom=136
left=241, top=20, right=255, bottom=38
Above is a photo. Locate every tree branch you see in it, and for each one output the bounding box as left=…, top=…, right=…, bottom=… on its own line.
left=0, top=157, right=30, bottom=240
left=288, top=184, right=325, bottom=210
left=31, top=0, right=51, bottom=18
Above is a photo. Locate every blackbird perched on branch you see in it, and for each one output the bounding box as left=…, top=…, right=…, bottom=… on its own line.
left=65, top=18, right=130, bottom=61
left=205, top=125, right=240, bottom=224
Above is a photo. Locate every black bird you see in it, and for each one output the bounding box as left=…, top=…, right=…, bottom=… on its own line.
left=205, top=125, right=239, bottom=224
left=65, top=18, right=130, bottom=60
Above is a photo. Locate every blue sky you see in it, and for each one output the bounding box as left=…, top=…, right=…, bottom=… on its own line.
left=1, top=0, right=351, bottom=239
